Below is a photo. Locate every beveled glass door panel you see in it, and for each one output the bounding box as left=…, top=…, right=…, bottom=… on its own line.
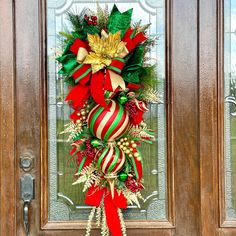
left=224, top=0, right=236, bottom=221
left=47, top=0, right=167, bottom=222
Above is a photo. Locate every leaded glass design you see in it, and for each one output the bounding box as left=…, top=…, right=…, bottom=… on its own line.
left=47, top=0, right=166, bottom=221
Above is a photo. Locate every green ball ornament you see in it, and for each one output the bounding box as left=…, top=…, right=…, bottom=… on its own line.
left=118, top=172, right=128, bottom=182
left=118, top=96, right=128, bottom=105
left=91, top=139, right=101, bottom=148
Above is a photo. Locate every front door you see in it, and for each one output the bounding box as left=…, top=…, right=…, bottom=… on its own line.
left=0, top=0, right=232, bottom=235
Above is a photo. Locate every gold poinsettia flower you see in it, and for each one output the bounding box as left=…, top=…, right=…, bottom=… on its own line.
left=83, top=31, right=126, bottom=73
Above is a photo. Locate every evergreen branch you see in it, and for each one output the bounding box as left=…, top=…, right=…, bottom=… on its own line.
left=97, top=3, right=109, bottom=29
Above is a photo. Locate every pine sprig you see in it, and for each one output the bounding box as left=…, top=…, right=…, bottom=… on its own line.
left=72, top=164, right=102, bottom=192
left=139, top=65, right=158, bottom=89
left=67, top=8, right=95, bottom=32
left=60, top=121, right=83, bottom=141
left=132, top=20, right=151, bottom=34
left=138, top=88, right=163, bottom=104
left=123, top=188, right=143, bottom=208
left=97, top=3, right=109, bottom=30
left=67, top=11, right=83, bottom=32
left=58, top=31, right=74, bottom=40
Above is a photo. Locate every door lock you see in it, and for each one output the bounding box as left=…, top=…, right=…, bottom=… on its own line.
left=20, top=153, right=34, bottom=172
left=20, top=174, right=35, bottom=236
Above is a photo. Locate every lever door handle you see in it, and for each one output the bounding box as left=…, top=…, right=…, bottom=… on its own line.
left=23, top=202, right=30, bottom=236
left=20, top=174, right=35, bottom=236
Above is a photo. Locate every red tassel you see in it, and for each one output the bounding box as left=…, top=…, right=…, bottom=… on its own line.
left=91, top=71, right=107, bottom=108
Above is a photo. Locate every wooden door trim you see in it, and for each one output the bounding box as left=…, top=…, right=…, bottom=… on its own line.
left=218, top=0, right=236, bottom=229
left=199, top=0, right=220, bottom=235
left=0, top=0, right=16, bottom=235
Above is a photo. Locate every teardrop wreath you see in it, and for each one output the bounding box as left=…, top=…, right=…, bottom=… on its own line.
left=57, top=4, right=162, bottom=236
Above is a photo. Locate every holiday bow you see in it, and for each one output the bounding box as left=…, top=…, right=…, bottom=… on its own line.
left=66, top=33, right=127, bottom=109
left=85, top=185, right=127, bottom=236
left=65, top=29, right=146, bottom=109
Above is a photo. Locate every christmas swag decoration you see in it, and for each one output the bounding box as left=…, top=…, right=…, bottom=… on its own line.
left=57, top=4, right=162, bottom=236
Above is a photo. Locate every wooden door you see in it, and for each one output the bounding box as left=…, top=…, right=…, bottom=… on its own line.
left=0, top=0, right=227, bottom=235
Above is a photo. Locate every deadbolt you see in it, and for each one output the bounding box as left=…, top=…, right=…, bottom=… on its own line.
left=20, top=153, right=34, bottom=172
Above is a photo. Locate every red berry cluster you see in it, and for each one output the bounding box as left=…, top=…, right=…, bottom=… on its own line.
left=125, top=101, right=137, bottom=117
left=76, top=140, right=96, bottom=166
left=84, top=14, right=97, bottom=26
left=84, top=140, right=96, bottom=158
left=125, top=177, right=144, bottom=193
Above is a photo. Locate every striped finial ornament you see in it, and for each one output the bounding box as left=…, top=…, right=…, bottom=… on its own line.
left=95, top=144, right=125, bottom=198
left=87, top=100, right=129, bottom=141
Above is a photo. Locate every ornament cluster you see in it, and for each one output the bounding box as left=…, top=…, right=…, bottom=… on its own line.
left=57, top=4, right=161, bottom=236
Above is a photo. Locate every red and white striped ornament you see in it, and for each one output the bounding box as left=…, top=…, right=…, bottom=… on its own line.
left=95, top=144, right=125, bottom=198
left=87, top=100, right=129, bottom=141
left=96, top=144, right=125, bottom=175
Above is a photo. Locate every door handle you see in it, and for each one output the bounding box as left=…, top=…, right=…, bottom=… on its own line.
left=20, top=174, right=35, bottom=236
left=23, top=202, right=30, bottom=236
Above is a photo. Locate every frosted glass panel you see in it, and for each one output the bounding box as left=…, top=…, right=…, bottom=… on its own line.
left=224, top=0, right=236, bottom=220
left=47, top=0, right=167, bottom=221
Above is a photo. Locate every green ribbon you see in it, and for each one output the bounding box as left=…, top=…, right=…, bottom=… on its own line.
left=75, top=67, right=92, bottom=83
left=77, top=156, right=86, bottom=175
left=108, top=4, right=133, bottom=38
left=63, top=39, right=73, bottom=56
left=131, top=157, right=139, bottom=180
left=57, top=54, right=78, bottom=75
left=121, top=46, right=145, bottom=83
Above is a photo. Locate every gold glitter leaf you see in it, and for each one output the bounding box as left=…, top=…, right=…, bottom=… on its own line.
left=84, top=31, right=126, bottom=73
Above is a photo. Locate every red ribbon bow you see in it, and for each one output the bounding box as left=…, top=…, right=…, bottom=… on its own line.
left=85, top=185, right=127, bottom=236
left=65, top=30, right=146, bottom=111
